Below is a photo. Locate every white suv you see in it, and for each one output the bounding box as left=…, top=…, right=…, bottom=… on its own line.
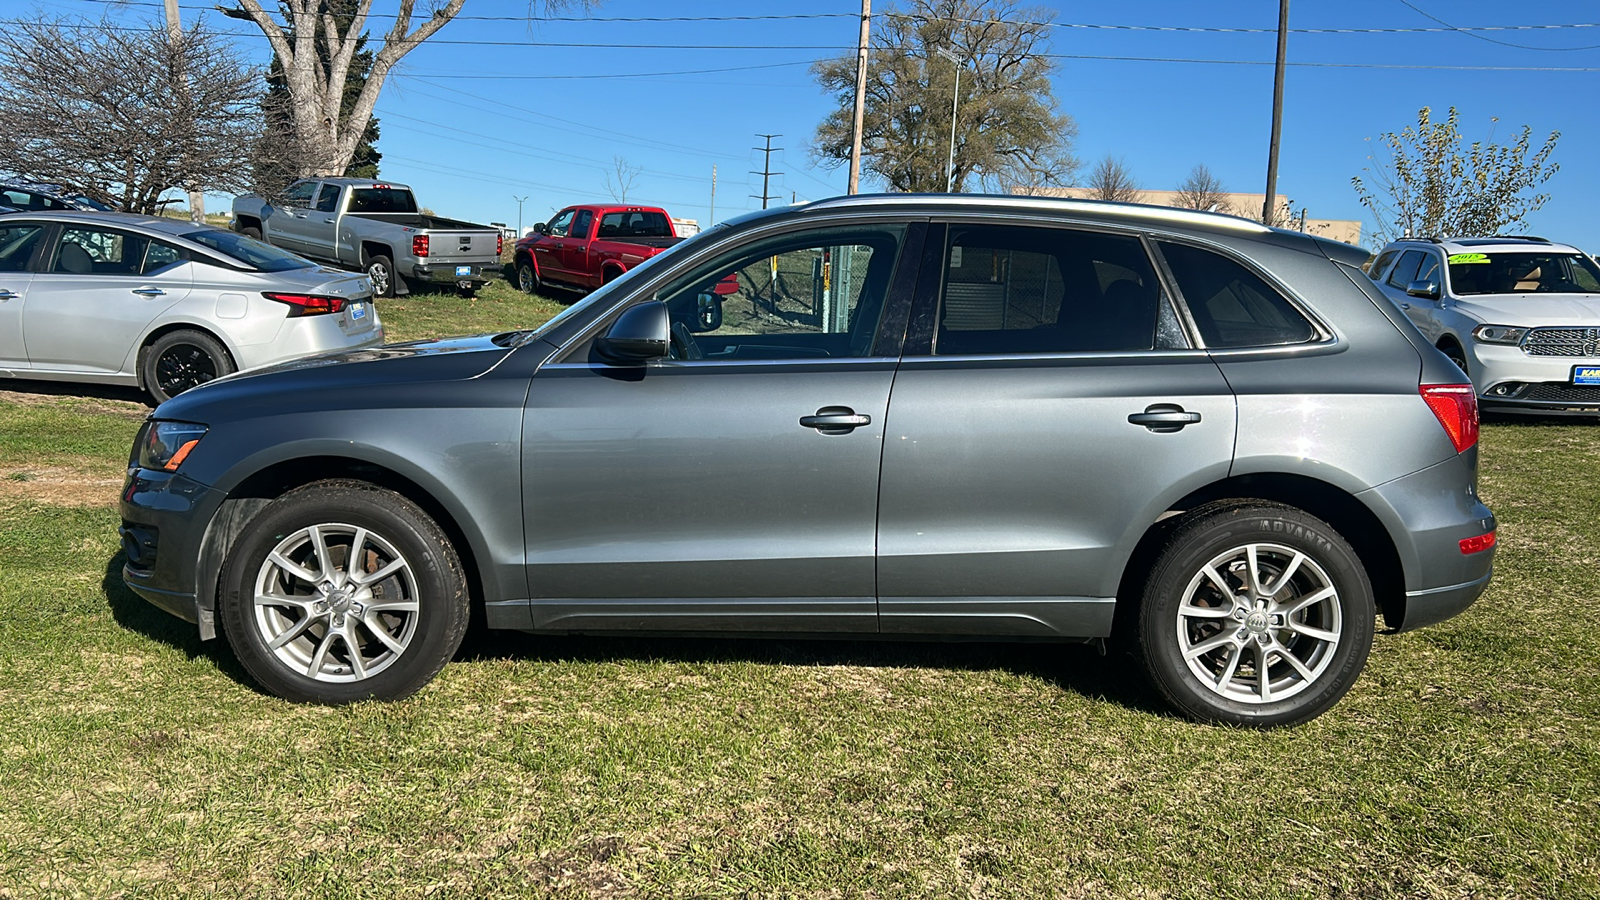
left=1368, top=236, right=1600, bottom=413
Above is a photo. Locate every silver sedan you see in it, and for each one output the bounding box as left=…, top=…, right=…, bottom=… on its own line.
left=0, top=211, right=382, bottom=402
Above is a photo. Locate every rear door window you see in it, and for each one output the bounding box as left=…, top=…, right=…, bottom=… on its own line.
left=931, top=225, right=1183, bottom=355
left=1157, top=241, right=1317, bottom=348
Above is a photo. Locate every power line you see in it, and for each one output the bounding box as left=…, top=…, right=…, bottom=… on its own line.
left=395, top=61, right=816, bottom=81
left=1394, top=0, right=1600, bottom=50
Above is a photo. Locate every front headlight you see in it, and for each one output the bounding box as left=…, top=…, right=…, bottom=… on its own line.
left=139, top=421, right=208, bottom=472
left=1472, top=325, right=1528, bottom=345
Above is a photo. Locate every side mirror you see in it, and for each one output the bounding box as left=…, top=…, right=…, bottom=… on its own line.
left=1406, top=279, right=1441, bottom=300
left=690, top=291, right=723, bottom=332
left=596, top=301, right=669, bottom=362
left=533, top=222, right=547, bottom=236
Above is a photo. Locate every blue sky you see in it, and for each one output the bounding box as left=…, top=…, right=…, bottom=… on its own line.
left=26, top=0, right=1600, bottom=249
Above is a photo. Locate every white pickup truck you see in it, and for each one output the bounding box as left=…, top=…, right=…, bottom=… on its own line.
left=232, top=177, right=502, bottom=298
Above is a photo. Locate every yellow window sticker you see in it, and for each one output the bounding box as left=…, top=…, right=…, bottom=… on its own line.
left=1448, top=253, right=1490, bottom=264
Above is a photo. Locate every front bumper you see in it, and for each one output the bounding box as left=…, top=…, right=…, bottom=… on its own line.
left=409, top=261, right=500, bottom=286
left=1468, top=342, right=1600, bottom=411
left=119, top=466, right=225, bottom=639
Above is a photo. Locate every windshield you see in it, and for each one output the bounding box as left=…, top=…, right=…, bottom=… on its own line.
left=184, top=229, right=315, bottom=271
left=1448, top=251, right=1600, bottom=295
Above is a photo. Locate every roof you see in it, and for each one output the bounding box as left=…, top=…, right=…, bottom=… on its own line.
left=800, top=193, right=1275, bottom=236
left=1388, top=235, right=1581, bottom=255
left=0, top=209, right=221, bottom=237
left=310, top=177, right=413, bottom=190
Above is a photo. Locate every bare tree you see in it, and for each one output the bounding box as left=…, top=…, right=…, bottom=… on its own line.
left=604, top=156, right=641, bottom=203
left=1086, top=156, right=1144, bottom=204
left=220, top=1, right=589, bottom=179
left=812, top=0, right=1078, bottom=193
left=0, top=15, right=265, bottom=213
left=1174, top=164, right=1230, bottom=213
left=1352, top=106, right=1559, bottom=244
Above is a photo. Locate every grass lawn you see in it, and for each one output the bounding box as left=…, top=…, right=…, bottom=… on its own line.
left=1, top=288, right=1598, bottom=897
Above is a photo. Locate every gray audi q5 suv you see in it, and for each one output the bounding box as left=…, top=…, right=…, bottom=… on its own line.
left=120, top=195, right=1496, bottom=727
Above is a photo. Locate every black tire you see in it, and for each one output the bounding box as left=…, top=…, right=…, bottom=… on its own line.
left=1135, top=502, right=1375, bottom=728
left=142, top=329, right=235, bottom=404
left=217, top=480, right=468, bottom=704
left=515, top=258, right=540, bottom=295
left=365, top=254, right=396, bottom=298
left=240, top=225, right=262, bottom=241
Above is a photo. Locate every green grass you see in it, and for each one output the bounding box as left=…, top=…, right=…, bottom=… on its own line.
left=2, top=343, right=1599, bottom=896
left=378, top=276, right=575, bottom=344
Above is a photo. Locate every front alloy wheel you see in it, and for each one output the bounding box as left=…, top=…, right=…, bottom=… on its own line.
left=219, top=480, right=468, bottom=703
left=1137, top=502, right=1375, bottom=727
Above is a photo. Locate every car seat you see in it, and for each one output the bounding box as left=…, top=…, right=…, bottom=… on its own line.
left=56, top=241, right=93, bottom=274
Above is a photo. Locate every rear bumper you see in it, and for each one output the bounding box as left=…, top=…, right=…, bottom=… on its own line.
left=410, top=262, right=500, bottom=286
left=1397, top=570, right=1493, bottom=632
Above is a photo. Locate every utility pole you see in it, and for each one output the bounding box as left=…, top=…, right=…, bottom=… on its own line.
left=751, top=134, right=783, bottom=209
left=162, top=0, right=205, bottom=224
left=848, top=0, right=871, bottom=195
left=1262, top=0, right=1289, bottom=227
left=710, top=165, right=716, bottom=225
left=512, top=195, right=528, bottom=235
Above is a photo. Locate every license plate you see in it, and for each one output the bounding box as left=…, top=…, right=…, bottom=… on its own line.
left=455, top=265, right=472, bottom=278
left=1574, top=365, right=1600, bottom=385
left=349, top=302, right=367, bottom=320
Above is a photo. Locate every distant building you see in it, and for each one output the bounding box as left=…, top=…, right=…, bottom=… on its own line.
left=672, top=217, right=701, bottom=237
left=1011, top=186, right=1362, bottom=246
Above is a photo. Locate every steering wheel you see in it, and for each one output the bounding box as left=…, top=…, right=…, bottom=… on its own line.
left=669, top=320, right=703, bottom=361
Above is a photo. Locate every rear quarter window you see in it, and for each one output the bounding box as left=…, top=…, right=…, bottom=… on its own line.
left=1158, top=241, right=1317, bottom=349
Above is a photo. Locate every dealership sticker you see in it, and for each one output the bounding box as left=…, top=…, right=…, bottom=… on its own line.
left=1448, top=253, right=1490, bottom=264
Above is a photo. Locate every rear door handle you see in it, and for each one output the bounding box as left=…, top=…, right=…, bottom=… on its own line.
left=1128, top=404, right=1201, bottom=433
left=132, top=287, right=166, bottom=297
left=801, top=406, right=870, bottom=434
left=0, top=290, right=18, bottom=301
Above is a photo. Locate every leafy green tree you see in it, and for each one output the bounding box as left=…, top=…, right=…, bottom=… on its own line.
left=1352, top=106, right=1560, bottom=244
left=811, top=0, right=1078, bottom=193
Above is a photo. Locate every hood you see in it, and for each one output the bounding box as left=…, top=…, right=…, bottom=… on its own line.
left=1450, top=293, right=1600, bottom=326
left=154, top=333, right=521, bottom=421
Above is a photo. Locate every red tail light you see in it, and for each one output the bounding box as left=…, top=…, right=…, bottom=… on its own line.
left=496, top=233, right=504, bottom=256
left=1459, top=530, right=1496, bottom=554
left=263, top=292, right=347, bottom=317
left=412, top=234, right=429, bottom=257
left=1419, top=384, right=1479, bottom=453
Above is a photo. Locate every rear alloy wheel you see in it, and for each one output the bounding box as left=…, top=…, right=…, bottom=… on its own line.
left=1136, top=503, right=1375, bottom=727
left=515, top=259, right=540, bottom=295
left=142, top=329, right=234, bottom=404
left=365, top=254, right=396, bottom=298
left=219, top=480, right=468, bottom=703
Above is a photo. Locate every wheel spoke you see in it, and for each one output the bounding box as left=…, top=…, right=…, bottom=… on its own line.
left=344, top=631, right=367, bottom=679
left=1266, top=551, right=1305, bottom=595
left=255, top=591, right=312, bottom=611
left=1201, top=563, right=1233, bottom=599
left=1289, top=621, right=1340, bottom=644
left=1255, top=642, right=1273, bottom=702
left=348, top=527, right=369, bottom=576
left=364, top=598, right=419, bottom=614
left=1277, top=647, right=1317, bottom=682
left=1184, top=631, right=1237, bottom=660
left=307, top=525, right=334, bottom=581
left=306, top=630, right=335, bottom=677
left=267, top=614, right=317, bottom=650
left=1179, top=603, right=1233, bottom=619
left=1214, top=644, right=1244, bottom=693
left=267, top=552, right=319, bottom=585
left=1246, top=545, right=1266, bottom=596
left=352, top=557, right=406, bottom=587
left=1280, top=586, right=1338, bottom=616
left=361, top=613, right=407, bottom=654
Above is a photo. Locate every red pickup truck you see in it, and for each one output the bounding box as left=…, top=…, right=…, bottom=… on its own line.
left=511, top=204, right=681, bottom=295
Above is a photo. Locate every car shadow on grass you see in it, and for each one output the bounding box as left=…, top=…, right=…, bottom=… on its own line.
left=0, top=377, right=151, bottom=408
left=456, top=627, right=1171, bottom=719
left=101, top=551, right=255, bottom=686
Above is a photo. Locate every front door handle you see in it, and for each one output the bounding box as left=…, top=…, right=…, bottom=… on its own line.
left=801, top=406, right=870, bottom=434
left=132, top=287, right=166, bottom=297
left=1128, top=404, right=1201, bottom=433
left=0, top=289, right=17, bottom=301
left=321, top=217, right=335, bottom=224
